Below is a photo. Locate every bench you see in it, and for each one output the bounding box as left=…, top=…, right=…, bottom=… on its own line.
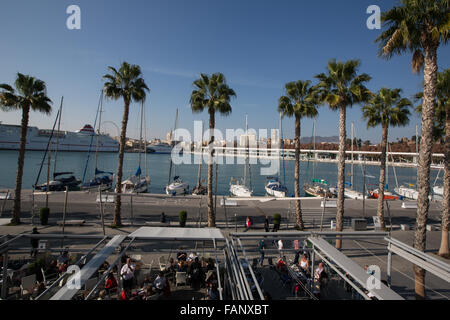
left=220, top=199, right=237, bottom=207
left=321, top=199, right=337, bottom=208
left=57, top=220, right=85, bottom=226
left=96, top=195, right=114, bottom=203
left=401, top=201, right=417, bottom=209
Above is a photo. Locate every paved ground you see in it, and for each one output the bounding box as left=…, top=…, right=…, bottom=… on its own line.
left=0, top=190, right=448, bottom=300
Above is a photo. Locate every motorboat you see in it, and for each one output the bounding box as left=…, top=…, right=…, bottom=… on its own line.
left=368, top=189, right=399, bottom=200
left=166, top=176, right=189, bottom=195
left=81, top=169, right=114, bottom=191
left=35, top=172, right=81, bottom=191
left=265, top=177, right=288, bottom=198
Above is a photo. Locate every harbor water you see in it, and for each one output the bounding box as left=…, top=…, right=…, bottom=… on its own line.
left=0, top=150, right=440, bottom=196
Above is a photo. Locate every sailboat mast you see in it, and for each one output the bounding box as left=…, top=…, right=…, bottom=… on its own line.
left=52, top=97, right=64, bottom=175
left=197, top=121, right=204, bottom=187
left=167, top=108, right=178, bottom=185
left=351, top=122, right=354, bottom=190
left=281, top=113, right=286, bottom=186
left=95, top=90, right=103, bottom=170
left=243, top=114, right=248, bottom=186
left=137, top=101, right=144, bottom=177
left=312, top=118, right=316, bottom=181
left=278, top=113, right=282, bottom=180
left=144, top=99, right=148, bottom=177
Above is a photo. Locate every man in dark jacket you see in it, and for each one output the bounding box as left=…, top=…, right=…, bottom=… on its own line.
left=30, top=227, right=39, bottom=258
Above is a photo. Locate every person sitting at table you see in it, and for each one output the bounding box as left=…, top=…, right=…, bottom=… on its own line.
left=276, top=257, right=286, bottom=271
left=176, top=247, right=187, bottom=262
left=97, top=290, right=107, bottom=300
left=299, top=254, right=309, bottom=274
left=31, top=281, right=46, bottom=299
left=176, top=260, right=187, bottom=272
left=189, top=257, right=203, bottom=289
left=206, top=258, right=215, bottom=272
left=105, top=272, right=118, bottom=294
left=206, top=282, right=219, bottom=300
left=187, top=252, right=198, bottom=262
left=120, top=288, right=131, bottom=300
left=58, top=261, right=69, bottom=274
left=153, top=271, right=166, bottom=294
left=120, top=258, right=135, bottom=291
left=57, top=250, right=70, bottom=265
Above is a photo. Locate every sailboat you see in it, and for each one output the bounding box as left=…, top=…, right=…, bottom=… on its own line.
left=394, top=125, right=421, bottom=200
left=265, top=113, right=288, bottom=198
left=344, top=122, right=368, bottom=200
left=122, top=101, right=150, bottom=193
left=166, top=108, right=189, bottom=195
left=192, top=121, right=207, bottom=195
left=34, top=97, right=81, bottom=191
left=230, top=114, right=253, bottom=197
left=303, top=118, right=335, bottom=198
left=81, top=91, right=114, bottom=191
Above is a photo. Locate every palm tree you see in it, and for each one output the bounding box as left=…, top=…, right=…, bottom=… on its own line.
left=278, top=80, right=318, bottom=230
left=362, top=88, right=412, bottom=230
left=190, top=73, right=236, bottom=227
left=0, top=74, right=52, bottom=224
left=376, top=0, right=449, bottom=299
left=103, top=62, right=149, bottom=227
left=416, top=69, right=450, bottom=258
left=315, top=59, right=371, bottom=249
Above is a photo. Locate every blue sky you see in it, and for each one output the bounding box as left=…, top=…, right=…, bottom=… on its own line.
left=0, top=0, right=448, bottom=143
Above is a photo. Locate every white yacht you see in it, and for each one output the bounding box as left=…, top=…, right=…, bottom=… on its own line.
left=344, top=188, right=368, bottom=200
left=230, top=179, right=253, bottom=197
left=147, top=142, right=172, bottom=154
left=122, top=175, right=150, bottom=193
left=166, top=176, right=189, bottom=195
left=265, top=177, right=287, bottom=198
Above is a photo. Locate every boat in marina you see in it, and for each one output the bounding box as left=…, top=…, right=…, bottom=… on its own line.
left=0, top=123, right=119, bottom=152
left=35, top=172, right=81, bottom=191
left=368, top=189, right=399, bottom=200
left=146, top=142, right=173, bottom=154
left=304, top=179, right=336, bottom=198
left=122, top=101, right=150, bottom=194
left=166, top=175, right=190, bottom=195
left=230, top=178, right=253, bottom=197
left=81, top=91, right=115, bottom=192
left=433, top=186, right=443, bottom=197
left=265, top=177, right=288, bottom=198
left=230, top=114, right=253, bottom=198
left=165, top=109, right=189, bottom=195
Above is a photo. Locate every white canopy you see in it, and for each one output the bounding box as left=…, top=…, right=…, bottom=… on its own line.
left=130, top=227, right=225, bottom=241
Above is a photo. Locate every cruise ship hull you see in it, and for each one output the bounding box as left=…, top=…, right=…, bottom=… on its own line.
left=0, top=124, right=119, bottom=152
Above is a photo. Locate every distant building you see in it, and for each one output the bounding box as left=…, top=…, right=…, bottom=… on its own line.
left=240, top=134, right=257, bottom=147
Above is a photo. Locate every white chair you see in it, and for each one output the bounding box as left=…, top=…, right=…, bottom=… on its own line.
left=20, top=274, right=36, bottom=297
left=159, top=256, right=167, bottom=271
left=130, top=254, right=142, bottom=262
left=175, top=272, right=187, bottom=287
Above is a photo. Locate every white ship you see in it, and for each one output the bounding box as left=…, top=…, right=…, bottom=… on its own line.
left=146, top=142, right=172, bottom=154
left=0, top=123, right=119, bottom=152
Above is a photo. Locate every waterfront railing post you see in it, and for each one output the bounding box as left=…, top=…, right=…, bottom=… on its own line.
left=61, top=186, right=68, bottom=249
left=320, top=196, right=326, bottom=231
left=130, top=195, right=133, bottom=226
left=0, top=189, right=9, bottom=217
left=1, top=245, right=8, bottom=299
left=98, top=186, right=105, bottom=235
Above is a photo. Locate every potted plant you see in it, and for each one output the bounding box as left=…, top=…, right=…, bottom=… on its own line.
left=39, top=207, right=50, bottom=225
left=272, top=213, right=281, bottom=231
left=179, top=210, right=187, bottom=227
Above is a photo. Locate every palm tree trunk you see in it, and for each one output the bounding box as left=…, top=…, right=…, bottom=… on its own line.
left=377, top=124, right=388, bottom=230
left=207, top=110, right=215, bottom=227
left=336, top=104, right=346, bottom=249
left=438, top=104, right=449, bottom=257
left=113, top=99, right=131, bottom=226
left=414, top=43, right=438, bottom=299
left=294, top=115, right=304, bottom=230
left=12, top=105, right=30, bottom=225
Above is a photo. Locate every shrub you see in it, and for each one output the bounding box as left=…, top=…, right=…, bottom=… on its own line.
left=179, top=210, right=187, bottom=227
left=272, top=213, right=281, bottom=225
left=39, top=207, right=50, bottom=225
